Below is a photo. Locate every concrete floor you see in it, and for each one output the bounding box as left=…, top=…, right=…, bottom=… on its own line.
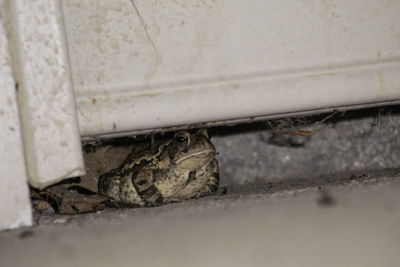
left=211, top=106, right=400, bottom=185
left=1, top=172, right=400, bottom=267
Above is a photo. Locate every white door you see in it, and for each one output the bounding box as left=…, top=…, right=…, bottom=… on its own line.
left=61, top=0, right=400, bottom=137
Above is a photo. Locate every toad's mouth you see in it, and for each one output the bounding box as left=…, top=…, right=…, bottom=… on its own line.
left=173, top=149, right=215, bottom=165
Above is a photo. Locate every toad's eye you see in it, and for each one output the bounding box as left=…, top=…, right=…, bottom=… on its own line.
left=175, top=136, right=187, bottom=144
left=174, top=132, right=190, bottom=149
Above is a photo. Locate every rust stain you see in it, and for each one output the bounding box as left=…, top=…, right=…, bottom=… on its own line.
left=303, top=72, right=336, bottom=79
left=134, top=92, right=161, bottom=98
left=379, top=73, right=386, bottom=91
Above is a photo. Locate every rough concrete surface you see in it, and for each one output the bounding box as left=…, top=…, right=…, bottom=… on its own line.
left=1, top=170, right=400, bottom=267
left=212, top=106, right=400, bottom=184
left=2, top=106, right=400, bottom=266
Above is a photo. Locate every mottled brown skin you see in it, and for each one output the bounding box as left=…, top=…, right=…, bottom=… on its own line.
left=98, top=130, right=219, bottom=207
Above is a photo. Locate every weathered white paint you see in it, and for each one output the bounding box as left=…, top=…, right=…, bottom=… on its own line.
left=61, top=0, right=400, bottom=137
left=7, top=0, right=85, bottom=189
left=0, top=14, right=32, bottom=230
